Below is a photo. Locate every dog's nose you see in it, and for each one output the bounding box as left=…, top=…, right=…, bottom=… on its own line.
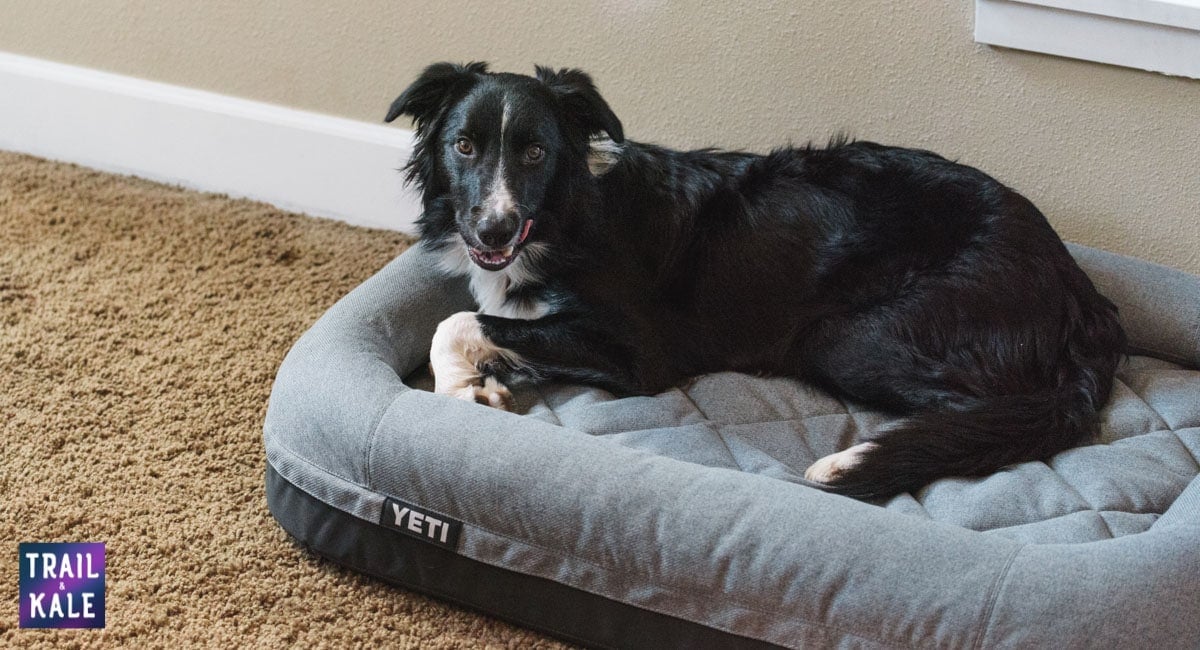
left=476, top=215, right=518, bottom=248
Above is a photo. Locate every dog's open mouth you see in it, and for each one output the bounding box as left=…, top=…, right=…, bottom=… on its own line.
left=467, top=220, right=534, bottom=271
left=469, top=245, right=519, bottom=270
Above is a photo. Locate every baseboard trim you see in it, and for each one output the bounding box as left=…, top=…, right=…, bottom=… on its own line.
left=0, top=51, right=420, bottom=232
left=975, top=0, right=1200, bottom=80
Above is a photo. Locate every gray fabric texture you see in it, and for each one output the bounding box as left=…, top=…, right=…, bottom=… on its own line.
left=1068, top=242, right=1200, bottom=368
left=264, top=242, right=1200, bottom=649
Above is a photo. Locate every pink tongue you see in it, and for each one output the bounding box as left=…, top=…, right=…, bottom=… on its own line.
left=518, top=219, right=534, bottom=244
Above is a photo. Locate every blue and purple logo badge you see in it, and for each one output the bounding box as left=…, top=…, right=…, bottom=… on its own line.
left=19, top=542, right=106, bottom=629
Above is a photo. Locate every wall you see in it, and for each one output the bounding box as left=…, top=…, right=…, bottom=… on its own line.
left=2, top=1, right=1198, bottom=273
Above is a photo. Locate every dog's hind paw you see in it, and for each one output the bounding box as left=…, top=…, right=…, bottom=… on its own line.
left=449, top=376, right=513, bottom=411
left=804, top=442, right=878, bottom=484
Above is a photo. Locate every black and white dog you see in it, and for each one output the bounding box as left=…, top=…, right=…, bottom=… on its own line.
left=385, top=62, right=1126, bottom=499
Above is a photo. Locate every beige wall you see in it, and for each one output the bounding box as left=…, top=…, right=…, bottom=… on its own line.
left=3, top=1, right=1198, bottom=273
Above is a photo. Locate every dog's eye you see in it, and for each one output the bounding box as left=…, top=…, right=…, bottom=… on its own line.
left=454, top=138, right=474, bottom=156
left=524, top=144, right=545, bottom=164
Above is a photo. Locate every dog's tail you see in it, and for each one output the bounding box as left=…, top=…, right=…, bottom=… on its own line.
left=819, top=299, right=1126, bottom=500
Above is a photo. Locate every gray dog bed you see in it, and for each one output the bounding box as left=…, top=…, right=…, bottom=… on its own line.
left=264, top=242, right=1200, bottom=649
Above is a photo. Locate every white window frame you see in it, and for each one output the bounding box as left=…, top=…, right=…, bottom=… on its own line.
left=975, top=0, right=1200, bottom=79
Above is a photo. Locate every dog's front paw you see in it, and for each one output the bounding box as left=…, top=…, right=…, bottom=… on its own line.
left=430, top=312, right=514, bottom=410
left=447, top=376, right=513, bottom=411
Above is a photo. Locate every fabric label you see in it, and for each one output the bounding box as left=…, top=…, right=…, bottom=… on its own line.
left=379, top=498, right=462, bottom=551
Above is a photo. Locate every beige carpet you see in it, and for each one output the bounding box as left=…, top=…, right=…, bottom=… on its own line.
left=0, top=151, right=570, bottom=648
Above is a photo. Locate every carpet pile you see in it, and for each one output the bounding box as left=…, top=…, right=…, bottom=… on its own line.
left=0, top=151, right=568, bottom=648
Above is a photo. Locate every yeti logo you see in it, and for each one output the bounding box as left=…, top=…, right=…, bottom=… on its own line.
left=380, top=497, right=462, bottom=550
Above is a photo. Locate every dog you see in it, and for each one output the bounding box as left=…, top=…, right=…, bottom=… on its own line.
left=384, top=62, right=1126, bottom=499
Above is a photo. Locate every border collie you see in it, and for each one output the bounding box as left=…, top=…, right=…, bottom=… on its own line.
left=384, top=62, right=1125, bottom=499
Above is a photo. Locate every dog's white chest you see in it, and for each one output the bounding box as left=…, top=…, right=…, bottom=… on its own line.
left=468, top=270, right=510, bottom=315
left=468, top=270, right=551, bottom=319
left=437, top=241, right=552, bottom=320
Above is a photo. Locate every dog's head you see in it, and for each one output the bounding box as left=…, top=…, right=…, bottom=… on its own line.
left=386, top=62, right=623, bottom=271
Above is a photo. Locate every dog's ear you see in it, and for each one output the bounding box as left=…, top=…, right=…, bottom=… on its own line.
left=385, top=61, right=488, bottom=126
left=535, top=66, right=624, bottom=143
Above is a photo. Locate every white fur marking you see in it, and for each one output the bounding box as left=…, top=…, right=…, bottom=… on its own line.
left=587, top=137, right=624, bottom=176
left=436, top=238, right=475, bottom=276
left=485, top=160, right=516, bottom=217
left=429, top=311, right=519, bottom=410
left=805, top=443, right=879, bottom=484
left=487, top=98, right=516, bottom=216
left=435, top=239, right=555, bottom=319
left=488, top=172, right=515, bottom=216
left=500, top=98, right=511, bottom=143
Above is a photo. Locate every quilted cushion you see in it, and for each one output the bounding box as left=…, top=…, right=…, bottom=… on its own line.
left=432, top=353, right=1195, bottom=544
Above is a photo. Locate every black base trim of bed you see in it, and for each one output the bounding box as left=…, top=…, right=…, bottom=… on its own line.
left=265, top=465, right=784, bottom=650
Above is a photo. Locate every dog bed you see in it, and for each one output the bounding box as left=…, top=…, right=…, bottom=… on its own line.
left=264, top=242, right=1200, bottom=649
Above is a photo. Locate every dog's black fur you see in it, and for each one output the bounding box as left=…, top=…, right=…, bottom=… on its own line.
left=385, top=62, right=1126, bottom=499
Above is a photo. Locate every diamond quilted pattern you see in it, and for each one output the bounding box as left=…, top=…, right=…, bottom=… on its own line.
left=1119, top=365, right=1200, bottom=431
left=606, top=424, right=742, bottom=470
left=917, top=463, right=1092, bottom=531
left=682, top=372, right=847, bottom=425
left=981, top=510, right=1115, bottom=544
left=537, top=386, right=706, bottom=435
left=1050, top=430, right=1198, bottom=513
left=1176, top=428, right=1200, bottom=464
left=712, top=420, right=815, bottom=481
left=1099, top=378, right=1170, bottom=442
left=406, top=353, right=1200, bottom=545
left=1098, top=511, right=1160, bottom=537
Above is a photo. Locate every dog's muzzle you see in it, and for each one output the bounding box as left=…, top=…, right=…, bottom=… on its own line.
left=467, top=219, right=534, bottom=271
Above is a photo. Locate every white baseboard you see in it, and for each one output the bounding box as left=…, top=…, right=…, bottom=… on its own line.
left=975, top=0, right=1200, bottom=80
left=0, top=51, right=421, bottom=232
